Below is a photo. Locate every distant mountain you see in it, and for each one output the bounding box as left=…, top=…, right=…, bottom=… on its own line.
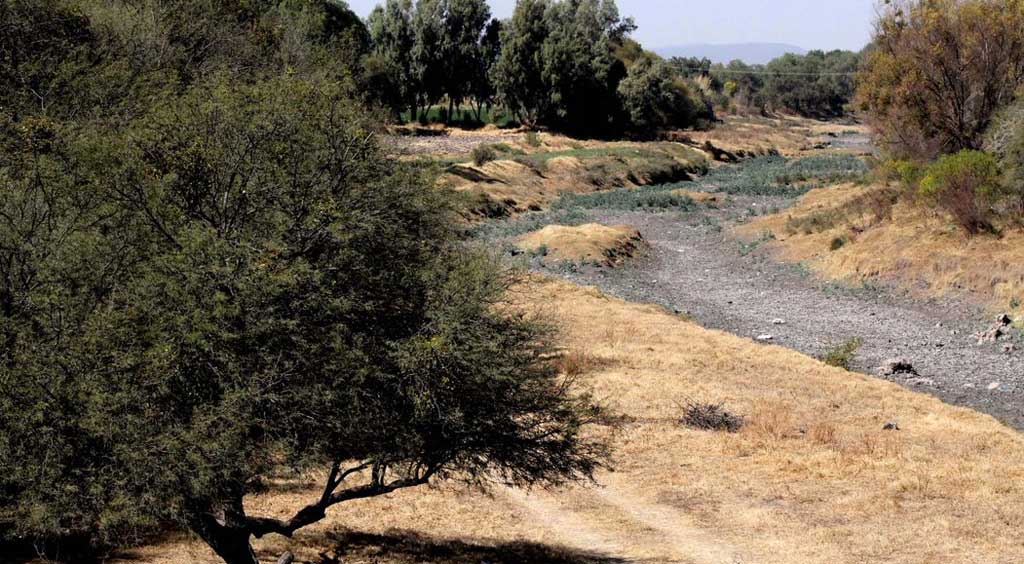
left=654, top=43, right=808, bottom=65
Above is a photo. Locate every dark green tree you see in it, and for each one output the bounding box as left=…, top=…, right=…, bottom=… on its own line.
left=0, top=77, right=607, bottom=564
left=367, top=0, right=419, bottom=118
left=493, top=0, right=552, bottom=126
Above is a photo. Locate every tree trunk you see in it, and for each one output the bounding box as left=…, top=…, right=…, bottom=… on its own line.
left=190, top=511, right=259, bottom=564
left=448, top=98, right=455, bottom=125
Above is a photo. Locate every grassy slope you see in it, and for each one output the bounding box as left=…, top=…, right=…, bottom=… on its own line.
left=123, top=277, right=1024, bottom=564
left=742, top=183, right=1024, bottom=316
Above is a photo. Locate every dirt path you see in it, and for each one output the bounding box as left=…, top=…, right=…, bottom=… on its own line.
left=506, top=483, right=753, bottom=564
left=553, top=202, right=1024, bottom=430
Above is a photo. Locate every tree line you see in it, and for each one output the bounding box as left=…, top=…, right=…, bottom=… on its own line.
left=668, top=49, right=860, bottom=119
left=364, top=0, right=715, bottom=136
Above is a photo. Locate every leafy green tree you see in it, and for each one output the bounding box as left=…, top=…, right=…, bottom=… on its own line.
left=764, top=50, right=858, bottom=118
left=412, top=0, right=447, bottom=113
left=368, top=0, right=418, bottom=118
left=439, top=0, right=491, bottom=120
left=539, top=0, right=635, bottom=134
left=0, top=77, right=607, bottom=564
left=471, top=17, right=502, bottom=120
left=493, top=0, right=551, bottom=125
left=618, top=56, right=697, bottom=131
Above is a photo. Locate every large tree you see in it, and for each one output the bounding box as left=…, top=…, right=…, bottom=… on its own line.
left=0, top=77, right=607, bottom=564
left=493, top=0, right=552, bottom=126
left=368, top=0, right=418, bottom=118
left=857, top=0, right=1024, bottom=159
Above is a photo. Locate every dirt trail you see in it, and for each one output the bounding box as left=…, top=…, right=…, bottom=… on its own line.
left=555, top=204, right=1024, bottom=430
left=506, top=483, right=752, bottom=564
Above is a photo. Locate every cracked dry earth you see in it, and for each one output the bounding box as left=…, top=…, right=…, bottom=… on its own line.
left=552, top=200, right=1024, bottom=431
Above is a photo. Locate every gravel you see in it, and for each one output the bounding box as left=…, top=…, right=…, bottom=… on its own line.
left=550, top=200, right=1024, bottom=430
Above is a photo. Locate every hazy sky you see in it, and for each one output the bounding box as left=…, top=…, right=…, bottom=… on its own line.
left=344, top=0, right=877, bottom=52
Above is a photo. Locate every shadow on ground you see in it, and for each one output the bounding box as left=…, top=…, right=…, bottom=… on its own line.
left=264, top=528, right=630, bottom=564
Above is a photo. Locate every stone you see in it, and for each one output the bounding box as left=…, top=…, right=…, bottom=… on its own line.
left=756, top=334, right=774, bottom=342
left=1004, top=343, right=1017, bottom=354
left=882, top=422, right=900, bottom=431
left=878, top=358, right=917, bottom=377
left=771, top=318, right=786, bottom=325
left=997, top=313, right=1013, bottom=326
left=988, top=382, right=1001, bottom=391
left=975, top=326, right=1004, bottom=345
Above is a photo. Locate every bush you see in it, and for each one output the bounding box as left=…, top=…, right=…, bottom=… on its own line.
left=829, top=236, right=848, bottom=251
left=919, top=150, right=1001, bottom=234
left=821, top=337, right=864, bottom=370
left=472, top=144, right=498, bottom=166
left=679, top=400, right=744, bottom=433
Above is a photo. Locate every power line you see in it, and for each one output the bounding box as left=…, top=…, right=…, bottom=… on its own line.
left=674, top=66, right=858, bottom=77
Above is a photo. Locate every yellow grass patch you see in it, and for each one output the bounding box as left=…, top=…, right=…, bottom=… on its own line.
left=515, top=223, right=647, bottom=267
left=742, top=183, right=1024, bottom=315
left=127, top=276, right=1024, bottom=564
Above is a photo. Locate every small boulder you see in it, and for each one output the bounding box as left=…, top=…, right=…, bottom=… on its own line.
left=878, top=358, right=917, bottom=377
left=987, top=382, right=1001, bottom=391
left=975, top=325, right=1004, bottom=345
left=997, top=313, right=1013, bottom=326
left=756, top=334, right=774, bottom=342
left=1004, top=343, right=1017, bottom=354
left=771, top=318, right=786, bottom=325
left=882, top=422, right=900, bottom=431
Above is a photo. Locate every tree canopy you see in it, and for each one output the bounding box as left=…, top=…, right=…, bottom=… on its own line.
left=0, top=3, right=608, bottom=564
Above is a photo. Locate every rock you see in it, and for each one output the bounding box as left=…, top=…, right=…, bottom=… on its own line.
left=997, top=313, right=1013, bottom=325
left=878, top=358, right=917, bottom=377
left=988, top=382, right=1001, bottom=391
left=975, top=325, right=1004, bottom=345
left=771, top=318, right=786, bottom=325
left=756, top=334, right=774, bottom=342
left=907, top=377, right=936, bottom=387
left=1004, top=343, right=1017, bottom=354
left=882, top=422, right=900, bottom=431
left=276, top=552, right=295, bottom=564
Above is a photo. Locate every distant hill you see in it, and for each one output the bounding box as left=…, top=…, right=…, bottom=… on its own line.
left=654, top=43, right=808, bottom=65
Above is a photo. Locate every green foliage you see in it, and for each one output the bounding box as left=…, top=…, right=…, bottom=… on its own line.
left=821, top=337, right=864, bottom=371
left=830, top=236, right=848, bottom=251
left=0, top=10, right=608, bottom=561
left=472, top=143, right=498, bottom=165
left=858, top=0, right=1024, bottom=160
left=919, top=150, right=1002, bottom=234
left=763, top=50, right=859, bottom=118
left=617, top=57, right=699, bottom=131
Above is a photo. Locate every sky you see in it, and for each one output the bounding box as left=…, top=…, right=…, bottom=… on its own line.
left=344, top=0, right=877, bottom=52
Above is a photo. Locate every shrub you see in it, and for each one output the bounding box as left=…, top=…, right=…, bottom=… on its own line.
left=821, top=337, right=864, bottom=370
left=679, top=400, right=744, bottom=433
left=472, top=144, right=498, bottom=166
left=829, top=236, right=848, bottom=251
left=919, top=150, right=1001, bottom=234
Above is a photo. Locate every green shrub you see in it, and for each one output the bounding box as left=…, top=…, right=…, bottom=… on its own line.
left=821, top=337, right=864, bottom=370
left=472, top=144, right=498, bottom=166
left=919, top=150, right=1001, bottom=234
left=829, top=236, right=848, bottom=251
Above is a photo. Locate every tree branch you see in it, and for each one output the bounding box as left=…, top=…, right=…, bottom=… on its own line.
left=246, top=462, right=438, bottom=539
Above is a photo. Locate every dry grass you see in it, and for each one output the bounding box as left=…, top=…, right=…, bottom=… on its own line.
left=124, top=276, right=1024, bottom=564
left=741, top=183, right=1024, bottom=315
left=444, top=141, right=707, bottom=218
left=515, top=223, right=647, bottom=267
left=686, top=115, right=871, bottom=158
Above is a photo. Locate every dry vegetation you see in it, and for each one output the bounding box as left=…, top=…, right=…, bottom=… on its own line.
left=122, top=277, right=1024, bottom=564
left=515, top=223, right=647, bottom=267
left=741, top=182, right=1024, bottom=315
left=442, top=133, right=709, bottom=218
left=684, top=115, right=871, bottom=158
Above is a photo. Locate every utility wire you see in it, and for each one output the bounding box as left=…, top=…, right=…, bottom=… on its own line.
left=674, top=66, right=858, bottom=77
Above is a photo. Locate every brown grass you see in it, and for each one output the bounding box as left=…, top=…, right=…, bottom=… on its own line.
left=741, top=182, right=1024, bottom=316
left=515, top=223, right=647, bottom=267
left=123, top=276, right=1024, bottom=564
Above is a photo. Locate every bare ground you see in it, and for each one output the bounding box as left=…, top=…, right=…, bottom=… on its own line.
left=551, top=199, right=1024, bottom=430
